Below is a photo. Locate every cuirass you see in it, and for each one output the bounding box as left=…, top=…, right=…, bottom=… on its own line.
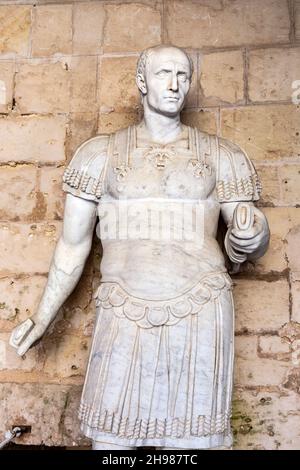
left=105, top=125, right=217, bottom=201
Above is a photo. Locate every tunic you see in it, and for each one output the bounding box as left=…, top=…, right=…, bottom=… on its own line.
left=62, top=124, right=261, bottom=449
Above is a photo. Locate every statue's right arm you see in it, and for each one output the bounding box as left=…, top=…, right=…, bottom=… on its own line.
left=10, top=192, right=98, bottom=357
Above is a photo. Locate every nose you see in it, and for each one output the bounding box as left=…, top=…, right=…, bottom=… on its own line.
left=168, top=73, right=178, bottom=92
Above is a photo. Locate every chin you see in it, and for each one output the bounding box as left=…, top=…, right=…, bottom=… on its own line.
left=159, top=104, right=181, bottom=116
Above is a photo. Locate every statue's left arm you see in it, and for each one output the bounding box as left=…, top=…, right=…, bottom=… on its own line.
left=216, top=137, right=270, bottom=262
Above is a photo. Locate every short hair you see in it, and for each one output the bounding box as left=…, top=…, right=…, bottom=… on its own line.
left=136, top=45, right=194, bottom=81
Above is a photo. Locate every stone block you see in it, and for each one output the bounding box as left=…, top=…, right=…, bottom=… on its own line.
left=73, top=1, right=105, bottom=55
left=181, top=109, right=217, bottom=135
left=233, top=389, right=300, bottom=450
left=31, top=4, right=72, bottom=56
left=99, top=56, right=140, bottom=113
left=104, top=3, right=161, bottom=52
left=235, top=335, right=289, bottom=386
left=258, top=335, right=290, bottom=360
left=0, top=275, right=47, bottom=323
left=15, top=61, right=69, bottom=114
left=220, top=105, right=300, bottom=162
left=98, top=112, right=141, bottom=135
left=0, top=332, right=39, bottom=371
left=256, top=165, right=280, bottom=207
left=165, top=0, right=290, bottom=49
left=43, top=334, right=89, bottom=379
left=295, top=0, right=300, bottom=41
left=0, top=166, right=37, bottom=221
left=0, top=61, right=15, bottom=112
left=279, top=165, right=300, bottom=206
left=0, top=6, right=31, bottom=56
left=233, top=279, right=290, bottom=332
left=39, top=167, right=65, bottom=220
left=291, top=281, right=300, bottom=323
left=249, top=48, right=300, bottom=103
left=66, top=112, right=98, bottom=160
left=0, top=222, right=62, bottom=276
left=0, top=115, right=66, bottom=163
left=0, top=383, right=88, bottom=446
left=70, top=56, right=98, bottom=113
left=253, top=208, right=300, bottom=275
left=199, top=50, right=244, bottom=105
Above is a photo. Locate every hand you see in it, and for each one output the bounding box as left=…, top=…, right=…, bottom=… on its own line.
left=9, top=318, right=48, bottom=357
left=228, top=206, right=269, bottom=259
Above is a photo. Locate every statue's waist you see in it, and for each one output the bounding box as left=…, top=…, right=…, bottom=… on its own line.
left=94, top=271, right=232, bottom=329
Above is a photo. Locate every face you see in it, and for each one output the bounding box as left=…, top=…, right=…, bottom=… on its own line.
left=138, top=47, right=192, bottom=117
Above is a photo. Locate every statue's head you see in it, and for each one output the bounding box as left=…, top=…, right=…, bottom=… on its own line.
left=136, top=45, right=193, bottom=117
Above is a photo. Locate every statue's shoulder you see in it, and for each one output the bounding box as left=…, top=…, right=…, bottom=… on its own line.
left=211, top=135, right=262, bottom=203
left=69, top=134, right=110, bottom=173
left=62, top=134, right=111, bottom=202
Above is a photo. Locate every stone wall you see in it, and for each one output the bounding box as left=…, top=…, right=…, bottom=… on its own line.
left=0, top=0, right=299, bottom=450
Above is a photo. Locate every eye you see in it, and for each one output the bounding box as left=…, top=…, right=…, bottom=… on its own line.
left=156, top=70, right=169, bottom=77
left=178, top=72, right=187, bottom=82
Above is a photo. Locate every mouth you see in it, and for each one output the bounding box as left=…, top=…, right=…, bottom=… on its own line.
left=165, top=96, right=179, bottom=102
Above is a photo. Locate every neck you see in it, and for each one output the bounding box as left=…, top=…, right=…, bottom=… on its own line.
left=142, top=104, right=183, bottom=144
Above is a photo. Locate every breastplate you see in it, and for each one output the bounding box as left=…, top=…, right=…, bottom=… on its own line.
left=105, top=125, right=216, bottom=201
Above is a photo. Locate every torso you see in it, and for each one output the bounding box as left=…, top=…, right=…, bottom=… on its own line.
left=97, top=124, right=226, bottom=299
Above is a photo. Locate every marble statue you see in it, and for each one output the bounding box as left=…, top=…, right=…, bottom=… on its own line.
left=9, top=45, right=270, bottom=450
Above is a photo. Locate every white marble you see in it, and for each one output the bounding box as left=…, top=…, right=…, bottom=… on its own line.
left=10, top=46, right=270, bottom=450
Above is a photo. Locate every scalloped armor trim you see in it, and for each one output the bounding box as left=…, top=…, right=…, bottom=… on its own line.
left=216, top=173, right=262, bottom=202
left=93, top=272, right=232, bottom=329
left=62, top=167, right=103, bottom=199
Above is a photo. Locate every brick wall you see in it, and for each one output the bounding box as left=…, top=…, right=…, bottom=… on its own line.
left=0, top=0, right=299, bottom=449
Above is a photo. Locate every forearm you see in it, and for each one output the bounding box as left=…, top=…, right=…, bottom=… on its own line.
left=32, top=236, right=92, bottom=327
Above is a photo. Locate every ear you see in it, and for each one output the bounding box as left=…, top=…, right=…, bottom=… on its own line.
left=136, top=73, right=147, bottom=95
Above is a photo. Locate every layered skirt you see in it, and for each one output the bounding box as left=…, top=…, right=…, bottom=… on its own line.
left=78, top=272, right=234, bottom=449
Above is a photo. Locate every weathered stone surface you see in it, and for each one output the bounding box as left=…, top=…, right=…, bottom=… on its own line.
left=279, top=165, right=300, bottom=207
left=0, top=6, right=31, bottom=56
left=99, top=56, right=140, bottom=113
left=235, top=335, right=289, bottom=386
left=232, top=389, right=300, bottom=450
left=0, top=383, right=88, bottom=446
left=0, top=275, right=47, bottom=323
left=31, top=5, right=72, bottom=57
left=249, top=48, right=300, bottom=103
left=291, top=282, right=300, bottom=323
left=253, top=208, right=300, bottom=275
left=234, top=279, right=289, bottom=332
left=43, top=334, right=89, bottom=379
left=221, top=105, right=300, bottom=162
left=256, top=165, right=280, bottom=207
left=199, top=51, right=244, bottom=105
left=0, top=222, right=62, bottom=275
left=165, top=0, right=290, bottom=49
left=39, top=167, right=65, bottom=220
left=104, top=3, right=161, bottom=52
left=73, top=1, right=105, bottom=55
left=15, top=61, right=69, bottom=114
left=0, top=166, right=36, bottom=221
left=0, top=115, right=66, bottom=163
left=181, top=109, right=217, bottom=134
left=286, top=223, right=300, bottom=280
left=66, top=113, right=98, bottom=160
left=98, top=112, right=141, bottom=135
left=295, top=0, right=300, bottom=42
left=0, top=61, right=15, bottom=112
left=258, top=335, right=290, bottom=360
left=0, top=332, right=39, bottom=371
left=70, top=56, right=98, bottom=113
